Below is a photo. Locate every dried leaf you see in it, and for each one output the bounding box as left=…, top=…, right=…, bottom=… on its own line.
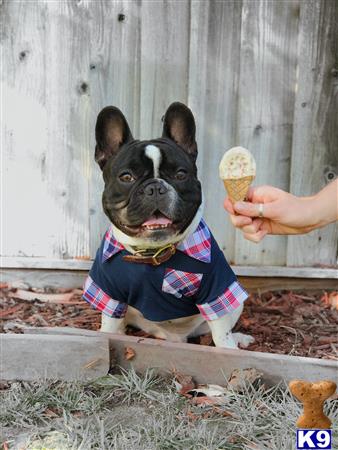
left=125, top=347, right=136, bottom=360
left=173, top=372, right=196, bottom=396
left=44, top=407, right=60, bottom=418
left=228, top=368, right=263, bottom=391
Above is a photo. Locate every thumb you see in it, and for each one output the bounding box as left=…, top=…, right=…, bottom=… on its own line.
left=233, top=200, right=278, bottom=219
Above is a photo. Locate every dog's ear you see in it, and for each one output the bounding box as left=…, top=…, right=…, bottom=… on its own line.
left=95, top=106, right=133, bottom=169
left=162, top=102, right=197, bottom=160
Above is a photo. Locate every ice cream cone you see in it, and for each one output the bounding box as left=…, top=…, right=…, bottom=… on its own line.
left=223, top=176, right=255, bottom=203
left=219, top=147, right=256, bottom=203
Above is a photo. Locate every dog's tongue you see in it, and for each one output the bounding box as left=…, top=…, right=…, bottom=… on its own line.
left=142, top=215, right=172, bottom=226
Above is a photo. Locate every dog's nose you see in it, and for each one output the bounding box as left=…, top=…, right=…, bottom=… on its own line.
left=143, top=180, right=168, bottom=197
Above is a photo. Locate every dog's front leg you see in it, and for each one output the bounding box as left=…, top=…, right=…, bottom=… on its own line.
left=208, top=314, right=238, bottom=348
left=207, top=305, right=254, bottom=349
left=100, top=313, right=126, bottom=334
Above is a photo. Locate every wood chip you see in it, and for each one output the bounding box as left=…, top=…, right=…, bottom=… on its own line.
left=12, top=289, right=77, bottom=303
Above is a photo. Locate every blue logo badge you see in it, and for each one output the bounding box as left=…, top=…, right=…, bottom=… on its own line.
left=296, top=429, right=332, bottom=449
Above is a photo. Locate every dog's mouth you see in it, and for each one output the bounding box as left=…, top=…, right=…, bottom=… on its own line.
left=119, top=212, right=177, bottom=236
left=141, top=214, right=173, bottom=230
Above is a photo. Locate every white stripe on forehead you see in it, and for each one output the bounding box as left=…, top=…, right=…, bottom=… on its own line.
left=145, top=145, right=162, bottom=178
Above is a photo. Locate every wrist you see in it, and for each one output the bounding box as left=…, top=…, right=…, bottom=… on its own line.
left=307, top=190, right=335, bottom=230
left=295, top=196, right=321, bottom=232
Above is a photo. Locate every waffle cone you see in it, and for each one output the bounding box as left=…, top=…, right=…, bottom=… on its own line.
left=223, top=176, right=254, bottom=203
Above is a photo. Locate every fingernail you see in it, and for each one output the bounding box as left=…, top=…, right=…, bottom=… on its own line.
left=235, top=202, right=246, bottom=211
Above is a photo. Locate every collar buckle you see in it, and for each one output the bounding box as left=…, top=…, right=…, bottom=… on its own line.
left=151, top=244, right=176, bottom=265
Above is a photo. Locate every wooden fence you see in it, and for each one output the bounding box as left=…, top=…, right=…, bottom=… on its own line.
left=2, top=0, right=337, bottom=271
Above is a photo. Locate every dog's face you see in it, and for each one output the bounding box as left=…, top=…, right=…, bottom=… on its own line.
left=95, top=103, right=202, bottom=245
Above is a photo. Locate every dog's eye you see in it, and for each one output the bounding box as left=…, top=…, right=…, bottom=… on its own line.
left=119, top=172, right=135, bottom=183
left=175, top=169, right=187, bottom=181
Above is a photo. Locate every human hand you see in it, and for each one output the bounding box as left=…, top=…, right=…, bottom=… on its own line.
left=223, top=185, right=333, bottom=243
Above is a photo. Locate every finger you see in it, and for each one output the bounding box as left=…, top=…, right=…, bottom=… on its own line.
left=229, top=214, right=253, bottom=228
left=245, top=186, right=255, bottom=201
left=248, top=185, right=286, bottom=203
left=243, top=229, right=268, bottom=243
left=223, top=197, right=236, bottom=214
left=233, top=200, right=278, bottom=219
left=241, top=218, right=263, bottom=234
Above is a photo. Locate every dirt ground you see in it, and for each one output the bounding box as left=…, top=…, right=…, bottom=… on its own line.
left=1, top=285, right=337, bottom=360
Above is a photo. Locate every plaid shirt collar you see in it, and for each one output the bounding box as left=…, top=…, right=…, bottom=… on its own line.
left=102, top=219, right=211, bottom=264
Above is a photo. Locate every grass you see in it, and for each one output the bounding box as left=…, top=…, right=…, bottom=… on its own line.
left=1, top=368, right=337, bottom=450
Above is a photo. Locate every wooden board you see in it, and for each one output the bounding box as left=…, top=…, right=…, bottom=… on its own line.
left=22, top=327, right=338, bottom=385
left=234, top=0, right=300, bottom=266
left=238, top=276, right=338, bottom=293
left=287, top=0, right=338, bottom=266
left=188, top=0, right=243, bottom=262
left=139, top=0, right=190, bottom=140
left=86, top=0, right=142, bottom=256
left=1, top=265, right=337, bottom=291
left=3, top=257, right=337, bottom=277
left=0, top=333, right=110, bottom=381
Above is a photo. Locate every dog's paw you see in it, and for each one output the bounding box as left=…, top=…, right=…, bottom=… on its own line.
left=213, top=332, right=238, bottom=349
left=233, top=332, right=255, bottom=348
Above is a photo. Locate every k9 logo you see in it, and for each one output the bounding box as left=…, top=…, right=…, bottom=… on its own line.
left=296, top=429, right=332, bottom=449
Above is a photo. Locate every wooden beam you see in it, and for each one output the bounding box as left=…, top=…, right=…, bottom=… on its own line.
left=2, top=257, right=92, bottom=270
left=2, top=257, right=337, bottom=278
left=0, top=333, right=110, bottom=382
left=0, top=269, right=86, bottom=289
left=238, top=276, right=338, bottom=293
left=23, top=327, right=338, bottom=385
left=2, top=268, right=337, bottom=292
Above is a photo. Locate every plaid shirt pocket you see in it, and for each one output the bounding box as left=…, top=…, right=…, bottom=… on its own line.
left=162, top=268, right=203, bottom=299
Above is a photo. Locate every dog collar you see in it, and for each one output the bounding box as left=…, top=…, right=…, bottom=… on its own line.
left=102, top=219, right=211, bottom=264
left=122, top=243, right=176, bottom=266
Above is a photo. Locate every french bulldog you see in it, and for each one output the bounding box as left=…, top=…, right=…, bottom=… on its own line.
left=84, top=102, right=253, bottom=349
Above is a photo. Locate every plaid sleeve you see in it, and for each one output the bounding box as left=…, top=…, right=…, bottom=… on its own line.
left=195, top=243, right=248, bottom=321
left=197, top=281, right=248, bottom=321
left=82, top=244, right=128, bottom=318
left=83, top=275, right=128, bottom=318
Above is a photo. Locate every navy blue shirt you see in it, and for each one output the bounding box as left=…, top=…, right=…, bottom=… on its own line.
left=83, top=219, right=248, bottom=321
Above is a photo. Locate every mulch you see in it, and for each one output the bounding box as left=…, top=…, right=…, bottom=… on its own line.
left=0, top=285, right=337, bottom=360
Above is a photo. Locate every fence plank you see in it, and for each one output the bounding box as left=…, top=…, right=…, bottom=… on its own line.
left=234, top=0, right=300, bottom=265
left=139, top=0, right=190, bottom=140
left=86, top=0, right=142, bottom=257
left=287, top=0, right=338, bottom=266
left=188, top=0, right=243, bottom=263
left=2, top=2, right=60, bottom=258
